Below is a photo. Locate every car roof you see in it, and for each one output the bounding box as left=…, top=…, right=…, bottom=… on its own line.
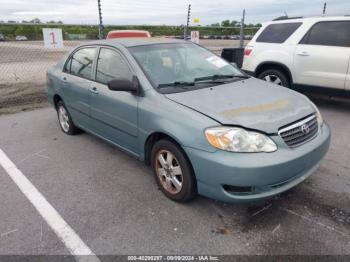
left=80, top=38, right=189, bottom=48
left=264, top=15, right=350, bottom=25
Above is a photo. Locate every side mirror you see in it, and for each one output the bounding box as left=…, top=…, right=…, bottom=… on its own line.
left=107, top=75, right=140, bottom=94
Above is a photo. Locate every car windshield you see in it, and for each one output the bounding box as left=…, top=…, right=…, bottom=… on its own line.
left=128, top=43, right=246, bottom=92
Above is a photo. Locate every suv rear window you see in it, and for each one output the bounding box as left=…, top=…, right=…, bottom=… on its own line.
left=300, top=21, right=350, bottom=47
left=256, top=22, right=302, bottom=43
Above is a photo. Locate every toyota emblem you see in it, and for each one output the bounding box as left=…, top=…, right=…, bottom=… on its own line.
left=301, top=124, right=310, bottom=134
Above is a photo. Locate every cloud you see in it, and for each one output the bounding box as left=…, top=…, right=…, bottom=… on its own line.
left=13, top=11, right=64, bottom=16
left=0, top=0, right=349, bottom=25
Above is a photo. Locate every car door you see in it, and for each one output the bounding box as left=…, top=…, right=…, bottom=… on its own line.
left=89, top=47, right=139, bottom=155
left=61, top=47, right=97, bottom=126
left=294, top=21, right=350, bottom=89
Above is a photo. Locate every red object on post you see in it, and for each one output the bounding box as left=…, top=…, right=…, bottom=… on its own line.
left=106, top=30, right=151, bottom=39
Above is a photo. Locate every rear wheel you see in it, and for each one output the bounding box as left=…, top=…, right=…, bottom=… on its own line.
left=258, top=69, right=290, bottom=88
left=151, top=139, right=196, bottom=202
left=56, top=101, right=80, bottom=135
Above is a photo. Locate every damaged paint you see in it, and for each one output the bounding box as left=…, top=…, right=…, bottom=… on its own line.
left=219, top=99, right=290, bottom=117
left=165, top=77, right=315, bottom=133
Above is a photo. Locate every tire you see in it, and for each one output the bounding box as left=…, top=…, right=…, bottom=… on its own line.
left=151, top=139, right=197, bottom=202
left=258, top=69, right=290, bottom=88
left=56, top=100, right=80, bottom=135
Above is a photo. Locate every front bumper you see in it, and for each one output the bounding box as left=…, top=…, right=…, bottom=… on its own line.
left=184, top=123, right=331, bottom=203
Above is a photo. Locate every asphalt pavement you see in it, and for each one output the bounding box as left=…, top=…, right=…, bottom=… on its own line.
left=0, top=96, right=349, bottom=256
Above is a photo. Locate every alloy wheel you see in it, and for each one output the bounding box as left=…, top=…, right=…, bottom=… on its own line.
left=155, top=150, right=183, bottom=194
left=58, top=105, right=70, bottom=132
left=263, top=74, right=283, bottom=85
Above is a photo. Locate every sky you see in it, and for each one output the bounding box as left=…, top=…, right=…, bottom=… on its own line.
left=0, top=0, right=349, bottom=25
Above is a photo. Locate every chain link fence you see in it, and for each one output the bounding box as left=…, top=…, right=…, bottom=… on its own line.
left=0, top=30, right=249, bottom=114
left=0, top=40, right=82, bottom=114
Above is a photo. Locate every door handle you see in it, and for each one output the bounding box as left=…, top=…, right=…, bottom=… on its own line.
left=297, top=51, right=310, bottom=57
left=90, top=87, right=99, bottom=94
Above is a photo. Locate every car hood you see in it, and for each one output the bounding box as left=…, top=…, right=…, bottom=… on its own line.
left=165, top=77, right=314, bottom=134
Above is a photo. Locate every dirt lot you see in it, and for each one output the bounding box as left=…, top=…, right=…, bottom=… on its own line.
left=0, top=39, right=247, bottom=115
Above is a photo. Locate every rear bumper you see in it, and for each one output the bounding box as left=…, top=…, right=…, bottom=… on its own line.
left=184, top=123, right=331, bottom=203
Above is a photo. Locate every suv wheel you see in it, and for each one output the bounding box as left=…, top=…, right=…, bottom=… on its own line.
left=56, top=101, right=80, bottom=135
left=151, top=139, right=196, bottom=202
left=258, top=69, right=290, bottom=88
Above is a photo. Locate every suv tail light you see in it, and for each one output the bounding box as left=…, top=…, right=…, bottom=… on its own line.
left=244, top=46, right=253, bottom=56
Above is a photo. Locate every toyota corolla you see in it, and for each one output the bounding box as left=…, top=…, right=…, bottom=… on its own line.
left=47, top=38, right=330, bottom=203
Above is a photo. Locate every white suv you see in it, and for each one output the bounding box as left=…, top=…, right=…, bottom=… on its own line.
left=242, top=16, right=350, bottom=96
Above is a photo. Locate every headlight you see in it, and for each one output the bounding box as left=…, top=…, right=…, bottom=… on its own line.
left=310, top=102, right=323, bottom=126
left=205, top=127, right=277, bottom=153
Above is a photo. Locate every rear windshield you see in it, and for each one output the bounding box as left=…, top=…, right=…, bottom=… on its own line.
left=256, top=22, right=302, bottom=43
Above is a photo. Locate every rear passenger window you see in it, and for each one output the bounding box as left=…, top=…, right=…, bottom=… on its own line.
left=300, top=21, right=350, bottom=47
left=69, top=47, right=96, bottom=79
left=96, top=48, right=133, bottom=85
left=256, top=23, right=302, bottom=43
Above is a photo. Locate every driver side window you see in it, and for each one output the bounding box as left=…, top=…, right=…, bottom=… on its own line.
left=96, top=48, right=133, bottom=85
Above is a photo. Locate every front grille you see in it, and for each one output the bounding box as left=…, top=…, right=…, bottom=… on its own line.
left=279, top=115, right=318, bottom=148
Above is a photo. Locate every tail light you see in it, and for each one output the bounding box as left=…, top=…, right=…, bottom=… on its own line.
left=244, top=46, right=253, bottom=56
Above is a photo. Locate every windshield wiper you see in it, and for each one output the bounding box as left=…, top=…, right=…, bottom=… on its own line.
left=157, top=74, right=250, bottom=89
left=194, top=74, right=249, bottom=82
left=158, top=81, right=195, bottom=89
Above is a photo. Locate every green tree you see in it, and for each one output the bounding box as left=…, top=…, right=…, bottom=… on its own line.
left=14, top=25, right=36, bottom=39
left=230, top=20, right=238, bottom=27
left=221, top=20, right=230, bottom=27
left=30, top=18, right=41, bottom=24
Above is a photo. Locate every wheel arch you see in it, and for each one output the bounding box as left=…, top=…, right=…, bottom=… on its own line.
left=144, top=131, right=198, bottom=194
left=53, top=94, right=63, bottom=109
left=144, top=132, right=185, bottom=166
left=255, top=61, right=293, bottom=85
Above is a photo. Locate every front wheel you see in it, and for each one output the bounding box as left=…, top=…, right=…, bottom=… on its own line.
left=258, top=69, right=290, bottom=88
left=151, top=139, right=196, bottom=202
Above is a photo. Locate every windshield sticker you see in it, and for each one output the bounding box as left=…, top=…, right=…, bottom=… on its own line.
left=206, top=56, right=229, bottom=68
left=162, top=57, right=173, bottom=68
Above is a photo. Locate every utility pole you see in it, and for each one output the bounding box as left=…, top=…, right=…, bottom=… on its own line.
left=323, top=2, right=327, bottom=15
left=97, top=0, right=104, bottom=39
left=184, top=4, right=191, bottom=40
left=239, top=9, right=245, bottom=48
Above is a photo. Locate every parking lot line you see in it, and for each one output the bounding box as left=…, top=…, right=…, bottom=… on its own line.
left=0, top=149, right=100, bottom=261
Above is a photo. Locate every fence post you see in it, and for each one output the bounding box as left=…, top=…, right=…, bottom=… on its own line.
left=97, top=0, right=104, bottom=39
left=239, top=9, right=245, bottom=48
left=323, top=2, right=327, bottom=15
left=184, top=4, right=191, bottom=40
